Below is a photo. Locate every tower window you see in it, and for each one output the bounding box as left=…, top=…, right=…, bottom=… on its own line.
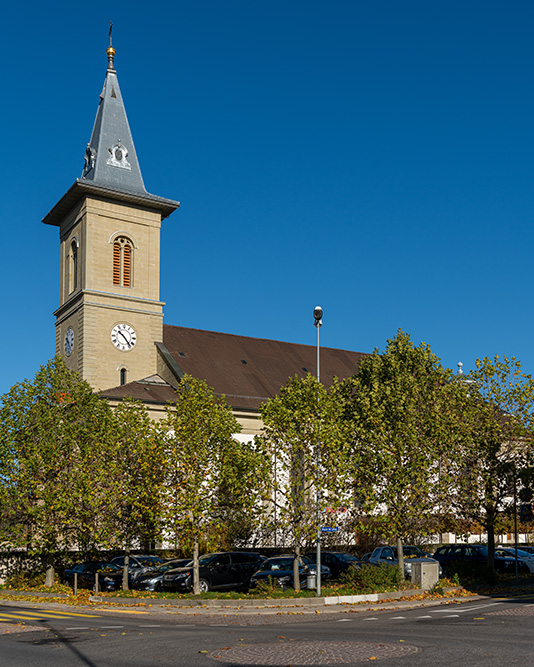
left=68, top=240, right=78, bottom=294
left=113, top=237, right=133, bottom=287
left=120, top=368, right=127, bottom=385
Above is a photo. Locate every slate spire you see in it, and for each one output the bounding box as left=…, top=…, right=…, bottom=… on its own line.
left=80, top=42, right=146, bottom=195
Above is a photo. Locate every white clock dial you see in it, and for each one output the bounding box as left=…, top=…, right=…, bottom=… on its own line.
left=64, top=327, right=74, bottom=356
left=111, top=324, right=137, bottom=351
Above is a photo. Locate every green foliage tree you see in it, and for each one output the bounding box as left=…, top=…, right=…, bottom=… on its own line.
left=259, top=374, right=352, bottom=589
left=162, top=375, right=268, bottom=594
left=345, top=330, right=454, bottom=578
left=0, top=357, right=116, bottom=585
left=108, top=399, right=166, bottom=589
left=450, top=356, right=534, bottom=569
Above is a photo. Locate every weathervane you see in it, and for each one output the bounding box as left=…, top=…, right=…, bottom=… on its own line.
left=107, top=21, right=115, bottom=71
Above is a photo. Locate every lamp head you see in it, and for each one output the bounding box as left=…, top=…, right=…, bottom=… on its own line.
left=313, top=305, right=323, bottom=327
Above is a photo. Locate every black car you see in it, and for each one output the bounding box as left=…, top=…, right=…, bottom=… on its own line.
left=249, top=556, right=310, bottom=589
left=63, top=561, right=123, bottom=591
left=433, top=544, right=529, bottom=574
left=161, top=552, right=265, bottom=593
left=304, top=551, right=362, bottom=579
left=132, top=559, right=192, bottom=592
left=110, top=555, right=165, bottom=582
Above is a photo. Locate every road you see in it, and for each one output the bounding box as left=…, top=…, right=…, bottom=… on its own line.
left=0, top=594, right=533, bottom=665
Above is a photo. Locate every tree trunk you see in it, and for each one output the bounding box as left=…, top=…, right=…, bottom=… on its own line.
left=396, top=536, right=405, bottom=581
left=122, top=548, right=130, bottom=591
left=293, top=544, right=301, bottom=592
left=193, top=537, right=200, bottom=595
left=486, top=508, right=495, bottom=571
left=44, top=560, right=55, bottom=588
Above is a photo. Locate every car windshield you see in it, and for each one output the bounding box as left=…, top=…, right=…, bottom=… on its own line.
left=335, top=553, right=359, bottom=562
left=501, top=548, right=531, bottom=558
left=198, top=555, right=217, bottom=567
left=136, top=557, right=163, bottom=566
left=261, top=558, right=295, bottom=571
left=392, top=547, right=424, bottom=558
left=156, top=560, right=192, bottom=572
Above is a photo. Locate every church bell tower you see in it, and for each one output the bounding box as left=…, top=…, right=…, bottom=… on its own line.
left=43, top=42, right=179, bottom=391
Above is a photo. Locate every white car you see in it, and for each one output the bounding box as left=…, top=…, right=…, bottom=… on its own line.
left=495, top=547, right=534, bottom=573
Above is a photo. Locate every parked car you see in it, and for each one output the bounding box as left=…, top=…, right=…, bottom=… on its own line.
left=304, top=551, right=362, bottom=579
left=131, top=558, right=193, bottom=591
left=249, top=556, right=310, bottom=589
left=161, top=552, right=265, bottom=593
left=433, top=544, right=529, bottom=574
left=110, top=555, right=165, bottom=582
left=368, top=546, right=442, bottom=578
left=512, top=545, right=534, bottom=556
left=495, top=547, right=534, bottom=573
left=300, top=555, right=331, bottom=580
left=63, top=561, right=123, bottom=591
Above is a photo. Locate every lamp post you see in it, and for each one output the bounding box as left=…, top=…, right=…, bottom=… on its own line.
left=313, top=306, right=323, bottom=597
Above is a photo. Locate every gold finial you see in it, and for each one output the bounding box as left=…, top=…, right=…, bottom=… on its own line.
left=106, top=22, right=116, bottom=70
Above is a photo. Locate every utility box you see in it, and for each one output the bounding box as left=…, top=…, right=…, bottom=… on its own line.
left=411, top=561, right=439, bottom=590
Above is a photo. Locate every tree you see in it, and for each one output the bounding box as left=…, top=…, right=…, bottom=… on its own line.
left=450, top=355, right=534, bottom=569
left=108, top=399, right=166, bottom=589
left=162, top=375, right=268, bottom=594
left=0, top=357, right=116, bottom=585
left=259, top=374, right=352, bottom=589
left=345, top=330, right=454, bottom=578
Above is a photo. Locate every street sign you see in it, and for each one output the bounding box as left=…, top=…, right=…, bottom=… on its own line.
left=320, top=526, right=339, bottom=533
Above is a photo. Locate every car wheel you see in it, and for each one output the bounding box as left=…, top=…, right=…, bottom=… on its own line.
left=198, top=579, right=210, bottom=593
left=154, top=582, right=162, bottom=592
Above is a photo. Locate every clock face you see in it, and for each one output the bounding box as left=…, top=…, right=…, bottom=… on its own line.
left=111, top=324, right=137, bottom=351
left=64, top=327, right=74, bottom=357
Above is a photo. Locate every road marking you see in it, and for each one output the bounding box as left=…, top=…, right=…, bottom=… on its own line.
left=100, top=626, right=124, bottom=629
left=337, top=619, right=352, bottom=622
left=442, top=614, right=460, bottom=618
left=416, top=615, right=432, bottom=619
left=0, top=613, right=71, bottom=620
left=138, top=624, right=161, bottom=627
left=27, top=610, right=100, bottom=618
left=453, top=603, right=501, bottom=613
left=363, top=618, right=378, bottom=621
left=390, top=616, right=406, bottom=620
left=65, top=627, right=90, bottom=630
left=96, top=609, right=148, bottom=614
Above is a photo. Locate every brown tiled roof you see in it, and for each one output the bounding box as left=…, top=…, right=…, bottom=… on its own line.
left=101, top=325, right=367, bottom=410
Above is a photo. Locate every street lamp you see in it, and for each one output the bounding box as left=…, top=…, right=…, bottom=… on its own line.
left=314, top=306, right=323, bottom=597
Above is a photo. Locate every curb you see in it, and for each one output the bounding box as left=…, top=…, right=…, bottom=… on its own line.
left=89, top=587, right=462, bottom=608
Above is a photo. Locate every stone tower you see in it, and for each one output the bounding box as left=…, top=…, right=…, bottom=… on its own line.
left=43, top=43, right=179, bottom=390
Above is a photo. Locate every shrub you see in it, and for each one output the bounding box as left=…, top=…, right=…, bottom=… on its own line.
left=5, top=570, right=46, bottom=589
left=340, top=563, right=402, bottom=593
left=445, top=561, right=498, bottom=585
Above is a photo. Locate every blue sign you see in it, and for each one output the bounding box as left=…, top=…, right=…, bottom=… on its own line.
left=320, top=526, right=339, bottom=533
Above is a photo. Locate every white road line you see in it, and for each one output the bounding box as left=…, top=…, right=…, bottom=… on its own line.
left=138, top=625, right=161, bottom=628
left=100, top=626, right=124, bottom=629
left=363, top=618, right=379, bottom=621
left=442, top=615, right=460, bottom=618
left=337, top=619, right=352, bottom=622
left=390, top=616, right=406, bottom=620
left=416, top=615, right=432, bottom=619
left=452, top=603, right=502, bottom=613
left=66, top=627, right=89, bottom=630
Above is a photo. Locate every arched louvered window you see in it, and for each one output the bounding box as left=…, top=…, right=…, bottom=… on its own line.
left=113, top=237, right=133, bottom=287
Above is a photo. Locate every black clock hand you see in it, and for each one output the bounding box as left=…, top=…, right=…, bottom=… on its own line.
left=118, top=331, right=131, bottom=347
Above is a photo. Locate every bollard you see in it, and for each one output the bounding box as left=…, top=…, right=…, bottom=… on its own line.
left=94, top=572, right=99, bottom=594
left=74, top=572, right=78, bottom=595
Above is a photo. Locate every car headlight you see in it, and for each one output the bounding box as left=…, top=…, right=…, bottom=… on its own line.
left=175, top=573, right=190, bottom=579
left=278, top=576, right=291, bottom=584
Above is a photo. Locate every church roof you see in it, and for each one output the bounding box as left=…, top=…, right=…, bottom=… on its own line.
left=101, top=325, right=367, bottom=411
left=43, top=44, right=179, bottom=226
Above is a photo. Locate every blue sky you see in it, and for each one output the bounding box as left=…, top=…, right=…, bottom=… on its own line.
left=1, top=1, right=534, bottom=394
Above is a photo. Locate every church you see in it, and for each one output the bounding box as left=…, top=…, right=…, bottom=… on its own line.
left=44, top=43, right=366, bottom=437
